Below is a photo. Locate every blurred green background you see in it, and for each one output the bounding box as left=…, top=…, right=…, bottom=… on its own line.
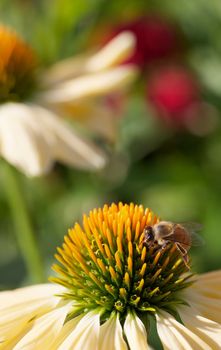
left=0, top=0, right=221, bottom=291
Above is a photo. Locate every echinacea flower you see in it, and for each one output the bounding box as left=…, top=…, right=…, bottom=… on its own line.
left=0, top=26, right=137, bottom=176
left=1, top=203, right=221, bottom=349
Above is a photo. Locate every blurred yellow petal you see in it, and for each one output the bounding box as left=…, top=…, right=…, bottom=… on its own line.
left=156, top=311, right=212, bottom=350
left=99, top=313, right=127, bottom=350
left=39, top=66, right=137, bottom=104
left=124, top=312, right=149, bottom=350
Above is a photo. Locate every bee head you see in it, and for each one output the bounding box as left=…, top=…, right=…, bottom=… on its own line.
left=144, top=225, right=154, bottom=241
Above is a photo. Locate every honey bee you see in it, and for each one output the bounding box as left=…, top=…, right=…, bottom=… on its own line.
left=144, top=221, right=203, bottom=266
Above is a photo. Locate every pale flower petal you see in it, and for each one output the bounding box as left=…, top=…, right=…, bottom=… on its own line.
left=0, top=103, right=107, bottom=175
left=0, top=284, right=63, bottom=345
left=57, top=311, right=100, bottom=350
left=182, top=272, right=221, bottom=323
left=183, top=290, right=221, bottom=324
left=41, top=31, right=136, bottom=86
left=0, top=103, right=54, bottom=176
left=51, top=315, right=82, bottom=348
left=14, top=303, right=70, bottom=350
left=191, top=270, right=221, bottom=296
left=124, top=312, right=149, bottom=350
left=179, top=305, right=221, bottom=349
left=0, top=283, right=62, bottom=309
left=86, top=31, right=136, bottom=72
left=39, top=66, right=137, bottom=104
left=31, top=105, right=107, bottom=169
left=56, top=101, right=118, bottom=141
left=156, top=311, right=212, bottom=350
left=99, top=313, right=127, bottom=350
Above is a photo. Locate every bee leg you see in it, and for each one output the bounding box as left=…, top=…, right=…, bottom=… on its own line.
left=160, top=241, right=170, bottom=250
left=175, top=243, right=190, bottom=269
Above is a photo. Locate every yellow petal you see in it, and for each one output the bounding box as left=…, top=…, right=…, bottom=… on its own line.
left=156, top=311, right=212, bottom=350
left=124, top=312, right=149, bottom=350
left=99, top=313, right=127, bottom=350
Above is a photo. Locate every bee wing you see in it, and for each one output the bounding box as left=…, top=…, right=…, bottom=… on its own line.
left=177, top=222, right=204, bottom=246
left=178, top=222, right=203, bottom=231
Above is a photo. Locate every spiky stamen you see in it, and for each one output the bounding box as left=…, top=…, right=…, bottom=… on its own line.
left=0, top=26, right=37, bottom=102
left=51, top=203, right=192, bottom=322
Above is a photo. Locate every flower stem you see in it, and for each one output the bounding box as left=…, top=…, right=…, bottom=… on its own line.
left=2, top=162, right=45, bottom=283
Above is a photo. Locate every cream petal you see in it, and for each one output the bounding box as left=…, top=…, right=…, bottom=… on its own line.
left=0, top=284, right=63, bottom=345
left=14, top=303, right=70, bottom=350
left=179, top=305, right=221, bottom=349
left=193, top=270, right=221, bottom=292
left=183, top=273, right=221, bottom=324
left=85, top=31, right=136, bottom=72
left=39, top=66, right=137, bottom=104
left=57, top=311, right=100, bottom=350
left=0, top=103, right=55, bottom=176
left=156, top=311, right=212, bottom=350
left=99, top=313, right=128, bottom=350
left=51, top=315, right=82, bottom=348
left=56, top=100, right=117, bottom=141
left=124, top=312, right=149, bottom=350
left=184, top=290, right=221, bottom=324
left=30, top=105, right=107, bottom=170
left=0, top=322, right=33, bottom=350
left=0, top=283, right=62, bottom=309
left=41, top=31, right=136, bottom=86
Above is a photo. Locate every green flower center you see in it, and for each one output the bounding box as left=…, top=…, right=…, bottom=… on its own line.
left=51, top=203, right=192, bottom=322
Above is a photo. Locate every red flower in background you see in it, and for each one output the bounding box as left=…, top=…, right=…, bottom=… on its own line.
left=147, top=67, right=200, bottom=123
left=110, top=16, right=178, bottom=67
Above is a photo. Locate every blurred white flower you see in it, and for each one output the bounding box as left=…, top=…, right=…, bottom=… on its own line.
left=0, top=203, right=221, bottom=349
left=0, top=26, right=137, bottom=176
